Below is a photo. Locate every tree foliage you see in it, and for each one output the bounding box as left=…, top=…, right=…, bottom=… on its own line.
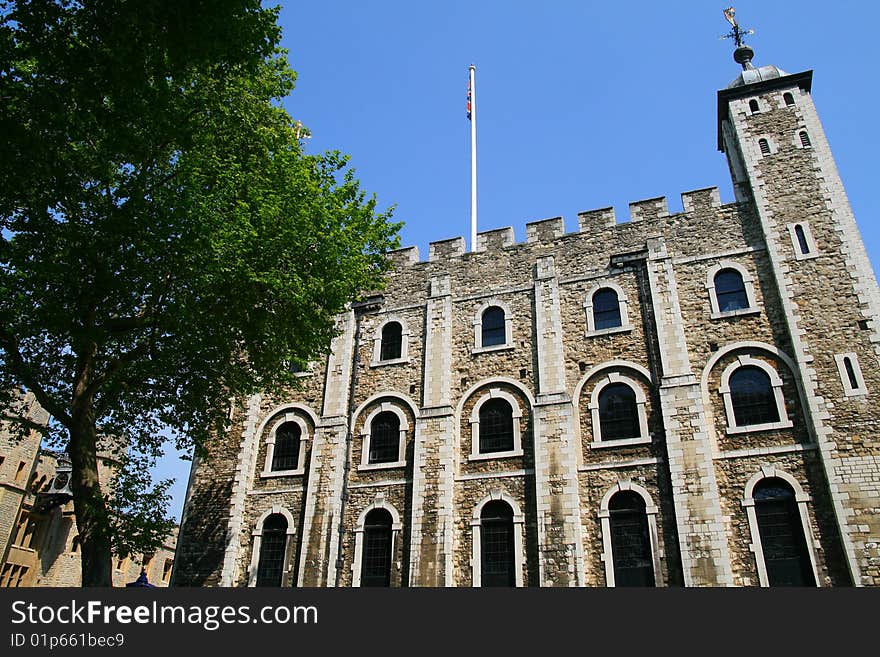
left=0, top=0, right=399, bottom=585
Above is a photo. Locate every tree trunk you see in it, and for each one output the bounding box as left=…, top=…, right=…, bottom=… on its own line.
left=68, top=414, right=114, bottom=587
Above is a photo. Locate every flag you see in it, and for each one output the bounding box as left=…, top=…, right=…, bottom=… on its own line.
left=466, top=77, right=472, bottom=120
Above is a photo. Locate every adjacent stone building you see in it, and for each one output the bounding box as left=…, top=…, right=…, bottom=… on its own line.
left=0, top=392, right=178, bottom=588
left=174, top=40, right=880, bottom=587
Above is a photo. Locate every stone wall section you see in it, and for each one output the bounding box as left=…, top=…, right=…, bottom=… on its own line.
left=722, top=76, right=880, bottom=585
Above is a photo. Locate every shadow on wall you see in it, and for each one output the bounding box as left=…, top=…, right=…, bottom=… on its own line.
left=173, top=480, right=232, bottom=586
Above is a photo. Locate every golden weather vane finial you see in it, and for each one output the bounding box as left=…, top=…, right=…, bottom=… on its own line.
left=721, top=7, right=755, bottom=48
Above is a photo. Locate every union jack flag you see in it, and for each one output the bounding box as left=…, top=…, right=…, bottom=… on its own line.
left=466, top=77, right=472, bottom=120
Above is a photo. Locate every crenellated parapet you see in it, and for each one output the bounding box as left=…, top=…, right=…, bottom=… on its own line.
left=388, top=187, right=735, bottom=268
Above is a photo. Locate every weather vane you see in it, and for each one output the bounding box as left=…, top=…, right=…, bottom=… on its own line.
left=720, top=7, right=755, bottom=47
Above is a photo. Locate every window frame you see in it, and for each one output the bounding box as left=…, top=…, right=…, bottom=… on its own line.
left=719, top=356, right=793, bottom=434
left=472, top=300, right=514, bottom=354
left=470, top=492, right=525, bottom=587
left=358, top=403, right=409, bottom=471
left=351, top=496, right=403, bottom=587
left=370, top=316, right=410, bottom=367
left=584, top=282, right=634, bottom=337
left=588, top=374, right=651, bottom=448
left=834, top=352, right=868, bottom=397
left=706, top=261, right=761, bottom=320
left=468, top=388, right=525, bottom=461
left=797, top=130, right=812, bottom=149
left=742, top=467, right=820, bottom=588
left=247, top=506, right=296, bottom=587
left=598, top=481, right=664, bottom=587
left=786, top=222, right=818, bottom=261
left=260, top=414, right=310, bottom=478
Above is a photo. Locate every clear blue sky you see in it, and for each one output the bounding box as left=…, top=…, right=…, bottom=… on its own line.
left=156, top=1, right=880, bottom=521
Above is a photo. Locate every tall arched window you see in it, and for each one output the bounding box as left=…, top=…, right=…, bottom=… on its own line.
left=598, top=383, right=640, bottom=440
left=481, top=307, right=506, bottom=347
left=593, top=288, right=622, bottom=330
left=799, top=131, right=811, bottom=148
left=759, top=138, right=771, bottom=156
left=714, top=269, right=749, bottom=312
left=478, top=398, right=514, bottom=453
left=480, top=501, right=515, bottom=587
left=369, top=411, right=400, bottom=464
left=730, top=366, right=779, bottom=426
left=271, top=421, right=301, bottom=471
left=783, top=92, right=795, bottom=106
left=749, top=99, right=760, bottom=114
left=255, top=514, right=287, bottom=587
left=360, top=509, right=393, bottom=587
left=753, top=479, right=816, bottom=586
left=379, top=322, right=402, bottom=361
left=609, top=491, right=655, bottom=587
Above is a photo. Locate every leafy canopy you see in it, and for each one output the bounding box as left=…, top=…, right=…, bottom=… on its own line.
left=0, top=0, right=400, bottom=554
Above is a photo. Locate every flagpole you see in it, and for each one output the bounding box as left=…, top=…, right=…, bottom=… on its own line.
left=469, top=64, right=477, bottom=252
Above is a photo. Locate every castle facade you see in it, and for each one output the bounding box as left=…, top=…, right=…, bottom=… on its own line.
left=174, top=47, right=880, bottom=587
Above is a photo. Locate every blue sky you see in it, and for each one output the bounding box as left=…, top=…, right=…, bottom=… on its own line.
left=156, top=1, right=880, bottom=520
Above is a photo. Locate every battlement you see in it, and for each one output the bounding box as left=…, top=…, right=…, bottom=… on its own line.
left=387, top=246, right=420, bottom=267
left=428, top=236, right=466, bottom=262
left=526, top=217, right=565, bottom=243
left=577, top=207, right=616, bottom=233
left=681, top=186, right=722, bottom=213
left=391, top=186, right=730, bottom=267
left=475, top=226, right=515, bottom=252
left=629, top=196, right=669, bottom=222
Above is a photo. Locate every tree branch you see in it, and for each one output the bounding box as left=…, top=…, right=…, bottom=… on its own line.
left=83, top=342, right=151, bottom=401
left=0, top=330, right=73, bottom=427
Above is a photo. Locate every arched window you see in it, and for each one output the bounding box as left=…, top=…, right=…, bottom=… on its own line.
left=479, top=398, right=514, bottom=453
left=730, top=366, right=780, bottom=426
left=481, top=307, right=506, bottom=347
left=255, top=514, right=287, bottom=587
left=360, top=509, right=393, bottom=587
left=609, top=491, right=655, bottom=587
left=593, top=288, right=622, bottom=330
left=714, top=269, right=749, bottom=312
left=71, top=535, right=80, bottom=553
left=598, top=383, right=640, bottom=440
left=480, top=501, right=515, bottom=587
left=794, top=224, right=810, bottom=255
left=799, top=131, right=811, bottom=148
left=271, top=421, right=301, bottom=471
left=369, top=411, right=400, bottom=464
left=753, top=479, right=816, bottom=586
left=759, top=138, right=771, bottom=156
left=379, top=322, right=402, bottom=361
left=783, top=92, right=795, bottom=106
left=749, top=99, right=760, bottom=114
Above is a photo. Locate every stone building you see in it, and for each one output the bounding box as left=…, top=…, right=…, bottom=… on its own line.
left=173, top=39, right=880, bottom=587
left=0, top=392, right=177, bottom=587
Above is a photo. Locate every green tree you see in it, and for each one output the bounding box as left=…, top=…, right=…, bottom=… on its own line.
left=0, top=0, right=399, bottom=586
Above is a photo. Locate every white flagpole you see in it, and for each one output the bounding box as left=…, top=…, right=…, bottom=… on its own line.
left=469, top=64, right=477, bottom=252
